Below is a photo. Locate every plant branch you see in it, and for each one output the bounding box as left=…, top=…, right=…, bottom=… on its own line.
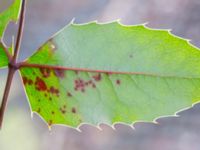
left=0, top=0, right=26, bottom=129
left=0, top=68, right=15, bottom=129
left=13, top=0, right=26, bottom=62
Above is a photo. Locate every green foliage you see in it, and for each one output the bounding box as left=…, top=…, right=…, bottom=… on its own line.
left=20, top=22, right=200, bottom=127
left=0, top=0, right=21, bottom=37
left=0, top=43, right=8, bottom=68
left=0, top=0, right=21, bottom=68
left=1, top=0, right=200, bottom=128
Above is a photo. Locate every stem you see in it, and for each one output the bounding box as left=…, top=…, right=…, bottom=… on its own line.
left=0, top=68, right=15, bottom=129
left=0, top=0, right=26, bottom=129
left=13, top=0, right=26, bottom=62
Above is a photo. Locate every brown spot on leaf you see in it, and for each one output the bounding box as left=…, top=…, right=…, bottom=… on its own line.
left=40, top=68, right=51, bottom=78
left=88, top=80, right=93, bottom=84
left=54, top=69, right=65, bottom=78
left=61, top=109, right=66, bottom=114
left=35, top=77, right=47, bottom=91
left=75, top=71, right=79, bottom=75
left=37, top=108, right=41, bottom=113
left=72, top=107, right=76, bottom=113
left=92, top=84, right=96, bottom=88
left=93, top=74, right=102, bottom=82
left=116, top=79, right=121, bottom=85
left=106, top=72, right=113, bottom=76
left=60, top=105, right=66, bottom=114
left=28, top=79, right=33, bottom=85
left=67, top=92, right=72, bottom=97
left=22, top=76, right=28, bottom=85
left=74, top=78, right=86, bottom=92
left=49, top=86, right=60, bottom=97
left=48, top=120, right=53, bottom=126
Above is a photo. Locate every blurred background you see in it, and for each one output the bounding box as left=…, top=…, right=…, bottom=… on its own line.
left=1, top=0, right=200, bottom=149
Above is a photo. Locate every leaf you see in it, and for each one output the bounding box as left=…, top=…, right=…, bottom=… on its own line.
left=20, top=22, right=200, bottom=128
left=0, top=0, right=22, bottom=69
left=0, top=0, right=21, bottom=38
left=0, top=42, right=9, bottom=68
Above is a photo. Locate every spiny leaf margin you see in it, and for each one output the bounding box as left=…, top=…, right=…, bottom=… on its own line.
left=20, top=20, right=200, bottom=130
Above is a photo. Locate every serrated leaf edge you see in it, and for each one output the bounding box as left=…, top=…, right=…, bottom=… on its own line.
left=18, top=18, right=200, bottom=131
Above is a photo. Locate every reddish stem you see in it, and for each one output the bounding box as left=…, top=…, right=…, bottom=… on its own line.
left=0, top=68, right=15, bottom=129
left=13, top=0, right=26, bottom=62
left=0, top=0, right=26, bottom=129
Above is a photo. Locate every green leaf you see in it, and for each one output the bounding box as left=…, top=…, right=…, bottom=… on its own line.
left=20, top=22, right=200, bottom=128
left=0, top=42, right=9, bottom=68
left=0, top=0, right=21, bottom=38
left=0, top=0, right=21, bottom=69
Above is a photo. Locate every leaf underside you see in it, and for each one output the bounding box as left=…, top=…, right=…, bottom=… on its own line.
left=0, top=0, right=21, bottom=68
left=20, top=22, right=200, bottom=128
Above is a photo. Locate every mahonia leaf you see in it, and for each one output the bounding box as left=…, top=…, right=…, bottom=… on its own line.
left=0, top=42, right=9, bottom=68
left=0, top=0, right=21, bottom=69
left=20, top=22, right=200, bottom=128
left=0, top=0, right=21, bottom=37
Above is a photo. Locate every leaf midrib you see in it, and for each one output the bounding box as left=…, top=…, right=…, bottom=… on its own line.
left=18, top=62, right=200, bottom=79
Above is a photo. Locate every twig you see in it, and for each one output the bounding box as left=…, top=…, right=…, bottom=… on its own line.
left=13, top=0, right=26, bottom=62
left=0, top=0, right=26, bottom=129
left=0, top=68, right=15, bottom=129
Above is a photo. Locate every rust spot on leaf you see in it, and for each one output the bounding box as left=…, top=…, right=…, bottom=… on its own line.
left=37, top=108, right=41, bottom=113
left=75, top=71, right=79, bottom=75
left=54, top=69, right=65, bottom=78
left=48, top=120, right=53, bottom=126
left=88, top=80, right=93, bottom=84
left=92, top=84, right=96, bottom=88
left=44, top=93, right=48, bottom=97
left=28, top=79, right=33, bottom=85
left=74, top=79, right=86, bottom=92
left=23, top=77, right=33, bottom=86
left=60, top=106, right=66, bottom=114
left=93, top=74, right=102, bottom=82
left=129, top=54, right=133, bottom=58
left=116, top=79, right=121, bottom=85
left=72, top=107, right=76, bottom=113
left=35, top=77, right=47, bottom=91
left=106, top=72, right=113, bottom=76
left=67, top=92, right=72, bottom=97
left=49, top=86, right=60, bottom=97
left=40, top=68, right=51, bottom=78
left=60, top=109, right=66, bottom=114
left=22, top=76, right=28, bottom=85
